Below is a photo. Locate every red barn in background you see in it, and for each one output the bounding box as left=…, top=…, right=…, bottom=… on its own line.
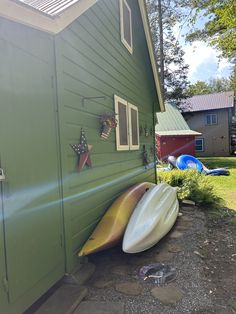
left=156, top=103, right=201, bottom=161
left=156, top=134, right=196, bottom=161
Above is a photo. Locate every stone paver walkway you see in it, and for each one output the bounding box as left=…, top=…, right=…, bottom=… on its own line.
left=74, top=205, right=213, bottom=314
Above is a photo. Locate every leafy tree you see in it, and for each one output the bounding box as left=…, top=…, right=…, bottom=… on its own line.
left=208, top=77, right=232, bottom=92
left=163, top=32, right=190, bottom=101
left=186, top=81, right=212, bottom=96
left=146, top=0, right=190, bottom=104
left=186, top=0, right=236, bottom=60
left=146, top=0, right=236, bottom=98
left=230, top=68, right=236, bottom=91
left=186, top=77, right=232, bottom=96
left=185, top=0, right=236, bottom=92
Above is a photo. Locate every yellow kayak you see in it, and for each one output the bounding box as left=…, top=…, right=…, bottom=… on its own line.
left=79, top=182, right=155, bottom=256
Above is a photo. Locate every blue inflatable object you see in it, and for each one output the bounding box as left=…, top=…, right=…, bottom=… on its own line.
left=176, top=155, right=203, bottom=173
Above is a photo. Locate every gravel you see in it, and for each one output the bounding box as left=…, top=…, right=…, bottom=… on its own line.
left=84, top=206, right=214, bottom=314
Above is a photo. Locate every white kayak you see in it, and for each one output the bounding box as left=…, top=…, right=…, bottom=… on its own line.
left=122, top=183, right=179, bottom=253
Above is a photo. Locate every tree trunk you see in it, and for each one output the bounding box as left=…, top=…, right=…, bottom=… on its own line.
left=157, top=0, right=165, bottom=97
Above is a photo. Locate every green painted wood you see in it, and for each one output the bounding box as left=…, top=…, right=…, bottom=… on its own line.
left=55, top=0, right=159, bottom=271
left=0, top=18, right=65, bottom=314
left=0, top=181, right=8, bottom=314
left=0, top=0, right=160, bottom=311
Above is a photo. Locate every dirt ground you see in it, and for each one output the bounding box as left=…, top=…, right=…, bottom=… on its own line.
left=77, top=204, right=236, bottom=314
left=203, top=210, right=236, bottom=314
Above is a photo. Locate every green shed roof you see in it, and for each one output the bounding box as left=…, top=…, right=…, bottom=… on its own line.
left=155, top=103, right=201, bottom=136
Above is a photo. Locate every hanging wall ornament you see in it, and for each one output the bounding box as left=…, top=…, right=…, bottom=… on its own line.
left=99, top=113, right=117, bottom=140
left=144, top=125, right=149, bottom=137
left=70, top=128, right=92, bottom=172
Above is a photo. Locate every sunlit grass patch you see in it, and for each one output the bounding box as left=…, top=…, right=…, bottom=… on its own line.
left=200, top=157, right=236, bottom=211
left=156, top=157, right=236, bottom=211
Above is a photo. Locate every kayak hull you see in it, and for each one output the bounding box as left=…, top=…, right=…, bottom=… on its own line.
left=79, top=182, right=155, bottom=256
left=122, top=183, right=179, bottom=253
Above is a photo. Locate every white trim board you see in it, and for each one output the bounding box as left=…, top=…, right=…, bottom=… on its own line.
left=114, top=95, right=130, bottom=151
left=120, top=0, right=133, bottom=54
left=128, top=103, right=139, bottom=150
left=114, top=95, right=140, bottom=151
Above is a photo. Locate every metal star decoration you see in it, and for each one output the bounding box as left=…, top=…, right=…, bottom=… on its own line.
left=70, top=128, right=92, bottom=172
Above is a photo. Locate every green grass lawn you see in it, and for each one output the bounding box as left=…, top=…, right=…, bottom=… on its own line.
left=199, top=157, right=236, bottom=211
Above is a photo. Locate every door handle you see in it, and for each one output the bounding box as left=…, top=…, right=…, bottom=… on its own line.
left=0, top=168, right=5, bottom=181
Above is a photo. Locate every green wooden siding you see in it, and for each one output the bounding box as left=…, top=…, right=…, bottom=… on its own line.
left=0, top=1, right=161, bottom=312
left=0, top=185, right=7, bottom=314
left=0, top=18, right=64, bottom=314
left=55, top=0, right=159, bottom=271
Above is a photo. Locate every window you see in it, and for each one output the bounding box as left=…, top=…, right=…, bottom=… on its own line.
left=120, top=0, right=133, bottom=54
left=115, top=96, right=129, bottom=150
left=114, top=95, right=139, bottom=150
left=128, top=103, right=139, bottom=150
left=206, top=113, right=217, bottom=125
left=195, top=138, right=204, bottom=152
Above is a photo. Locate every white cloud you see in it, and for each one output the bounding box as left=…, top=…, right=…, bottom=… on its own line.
left=183, top=42, right=216, bottom=80
left=172, top=23, right=232, bottom=82
left=183, top=41, right=232, bottom=82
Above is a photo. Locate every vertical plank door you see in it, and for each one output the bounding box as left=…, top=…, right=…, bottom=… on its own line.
left=0, top=24, right=65, bottom=313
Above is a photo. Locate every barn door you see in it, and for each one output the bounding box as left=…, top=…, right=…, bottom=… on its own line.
left=0, top=35, right=65, bottom=310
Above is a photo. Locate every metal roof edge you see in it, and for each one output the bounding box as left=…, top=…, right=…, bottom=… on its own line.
left=155, top=130, right=202, bottom=136
left=182, top=104, right=234, bottom=113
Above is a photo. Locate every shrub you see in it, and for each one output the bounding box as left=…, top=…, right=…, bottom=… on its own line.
left=157, top=169, right=224, bottom=207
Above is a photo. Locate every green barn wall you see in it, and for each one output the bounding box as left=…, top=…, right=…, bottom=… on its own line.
left=0, top=18, right=65, bottom=314
left=55, top=0, right=160, bottom=271
left=0, top=0, right=161, bottom=311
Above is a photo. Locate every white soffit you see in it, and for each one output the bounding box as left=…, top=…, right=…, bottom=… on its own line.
left=0, top=0, right=98, bottom=33
left=16, top=0, right=81, bottom=17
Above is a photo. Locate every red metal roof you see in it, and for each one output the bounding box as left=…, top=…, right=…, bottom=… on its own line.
left=181, top=91, right=234, bottom=112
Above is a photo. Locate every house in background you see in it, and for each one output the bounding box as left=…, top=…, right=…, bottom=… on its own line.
left=0, top=0, right=164, bottom=313
left=181, top=91, right=234, bottom=157
left=230, top=105, right=236, bottom=154
left=155, top=103, right=201, bottom=161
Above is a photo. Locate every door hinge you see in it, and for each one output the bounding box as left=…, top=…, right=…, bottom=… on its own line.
left=2, top=277, right=9, bottom=294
